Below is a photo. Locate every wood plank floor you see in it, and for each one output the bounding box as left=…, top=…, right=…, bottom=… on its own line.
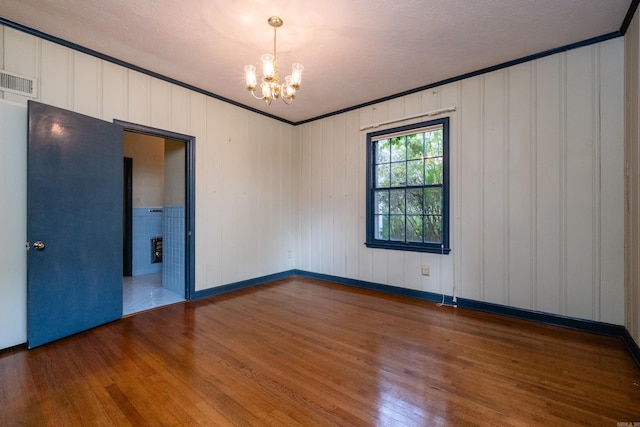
left=1, top=277, right=639, bottom=426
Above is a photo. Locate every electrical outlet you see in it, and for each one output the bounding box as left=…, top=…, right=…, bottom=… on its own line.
left=421, top=265, right=430, bottom=276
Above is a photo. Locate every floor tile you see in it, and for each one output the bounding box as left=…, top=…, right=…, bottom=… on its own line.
left=123, top=273, right=184, bottom=315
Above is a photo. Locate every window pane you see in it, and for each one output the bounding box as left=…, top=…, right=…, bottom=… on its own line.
left=406, top=159, right=424, bottom=186
left=407, top=134, right=424, bottom=160
left=424, top=187, right=442, bottom=243
left=424, top=187, right=442, bottom=215
left=390, top=190, right=405, bottom=214
left=391, top=162, right=406, bottom=187
left=426, top=129, right=443, bottom=157
left=366, top=118, right=449, bottom=252
left=425, top=157, right=442, bottom=185
left=374, top=215, right=389, bottom=240
left=424, top=215, right=442, bottom=243
left=376, top=139, right=390, bottom=163
left=375, top=191, right=389, bottom=214
left=390, top=136, right=406, bottom=162
left=390, top=215, right=405, bottom=241
left=406, top=215, right=423, bottom=242
left=376, top=164, right=390, bottom=187
left=406, top=188, right=424, bottom=214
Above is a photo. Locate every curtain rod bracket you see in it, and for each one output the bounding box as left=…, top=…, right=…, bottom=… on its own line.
left=360, top=106, right=456, bottom=132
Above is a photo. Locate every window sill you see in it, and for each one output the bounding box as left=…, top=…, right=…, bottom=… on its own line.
left=365, top=241, right=451, bottom=254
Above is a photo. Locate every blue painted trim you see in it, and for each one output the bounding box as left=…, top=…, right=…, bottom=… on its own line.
left=114, top=120, right=196, bottom=301
left=295, top=32, right=622, bottom=125
left=454, top=297, right=625, bottom=337
left=293, top=269, right=626, bottom=335
left=292, top=270, right=640, bottom=369
left=365, top=118, right=451, bottom=254
left=0, top=17, right=295, bottom=127
left=185, top=132, right=196, bottom=302
left=292, top=270, right=456, bottom=305
left=364, top=241, right=451, bottom=254
left=621, top=0, right=640, bottom=35
left=0, top=16, right=624, bottom=127
left=191, top=268, right=640, bottom=369
left=192, top=270, right=296, bottom=300
left=622, top=329, right=640, bottom=368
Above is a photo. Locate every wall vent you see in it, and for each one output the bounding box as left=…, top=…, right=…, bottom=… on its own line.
left=0, top=70, right=37, bottom=98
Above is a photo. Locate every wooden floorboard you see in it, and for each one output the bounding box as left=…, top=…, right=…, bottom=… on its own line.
left=1, top=277, right=639, bottom=426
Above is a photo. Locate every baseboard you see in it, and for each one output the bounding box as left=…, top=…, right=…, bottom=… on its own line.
left=621, top=328, right=640, bottom=368
left=193, top=268, right=640, bottom=369
left=453, top=297, right=626, bottom=337
left=292, top=269, right=457, bottom=304
left=192, top=270, right=296, bottom=300
left=293, top=270, right=623, bottom=332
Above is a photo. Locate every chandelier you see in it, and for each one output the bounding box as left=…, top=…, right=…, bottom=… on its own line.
left=244, top=16, right=304, bottom=105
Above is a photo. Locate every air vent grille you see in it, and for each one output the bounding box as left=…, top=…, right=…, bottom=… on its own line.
left=0, top=70, right=37, bottom=97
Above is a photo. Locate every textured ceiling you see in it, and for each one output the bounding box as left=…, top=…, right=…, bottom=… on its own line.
left=0, top=0, right=634, bottom=123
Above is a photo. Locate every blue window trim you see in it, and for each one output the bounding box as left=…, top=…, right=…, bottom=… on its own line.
left=365, top=117, right=451, bottom=254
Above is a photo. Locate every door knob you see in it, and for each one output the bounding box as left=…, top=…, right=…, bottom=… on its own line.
left=33, top=241, right=46, bottom=251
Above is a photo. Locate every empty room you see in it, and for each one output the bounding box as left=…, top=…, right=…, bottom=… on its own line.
left=1, top=0, right=640, bottom=425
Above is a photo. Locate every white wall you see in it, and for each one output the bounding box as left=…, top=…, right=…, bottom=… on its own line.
left=123, top=132, right=165, bottom=208
left=0, top=22, right=627, bottom=351
left=0, top=24, right=298, bottom=349
left=0, top=100, right=27, bottom=349
left=164, top=139, right=185, bottom=206
left=296, top=38, right=625, bottom=325
left=625, top=8, right=640, bottom=345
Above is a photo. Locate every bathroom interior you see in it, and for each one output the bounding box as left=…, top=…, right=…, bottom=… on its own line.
left=123, top=131, right=186, bottom=315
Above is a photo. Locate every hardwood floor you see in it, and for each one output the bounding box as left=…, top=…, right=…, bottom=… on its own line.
left=1, top=277, right=639, bottom=426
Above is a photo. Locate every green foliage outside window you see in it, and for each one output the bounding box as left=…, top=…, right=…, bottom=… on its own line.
left=371, top=124, right=445, bottom=246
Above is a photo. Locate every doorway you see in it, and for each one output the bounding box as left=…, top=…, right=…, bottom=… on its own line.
left=25, top=101, right=196, bottom=347
left=118, top=122, right=196, bottom=315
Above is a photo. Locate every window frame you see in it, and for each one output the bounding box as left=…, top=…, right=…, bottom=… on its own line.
left=365, top=117, right=451, bottom=254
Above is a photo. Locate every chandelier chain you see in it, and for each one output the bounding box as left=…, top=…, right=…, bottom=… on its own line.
left=273, top=25, right=277, bottom=61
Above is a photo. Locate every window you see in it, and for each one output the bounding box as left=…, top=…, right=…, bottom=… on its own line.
left=366, top=117, right=450, bottom=254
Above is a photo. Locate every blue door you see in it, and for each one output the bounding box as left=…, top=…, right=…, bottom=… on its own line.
left=27, top=101, right=123, bottom=348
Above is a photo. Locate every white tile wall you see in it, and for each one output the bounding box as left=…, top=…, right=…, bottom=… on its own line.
left=162, top=205, right=185, bottom=294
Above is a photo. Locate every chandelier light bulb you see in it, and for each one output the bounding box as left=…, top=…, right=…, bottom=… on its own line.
left=261, top=82, right=272, bottom=99
left=283, top=76, right=295, bottom=99
left=244, top=65, right=257, bottom=90
left=261, top=54, right=275, bottom=81
left=290, top=63, right=304, bottom=89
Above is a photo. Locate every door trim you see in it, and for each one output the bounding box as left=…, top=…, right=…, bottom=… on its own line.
left=123, top=157, right=133, bottom=276
left=115, top=120, right=196, bottom=300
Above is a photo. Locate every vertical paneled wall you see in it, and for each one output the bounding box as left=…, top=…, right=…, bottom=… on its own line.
left=0, top=24, right=298, bottom=300
left=625, top=9, right=640, bottom=345
left=0, top=21, right=629, bottom=352
left=296, top=38, right=624, bottom=325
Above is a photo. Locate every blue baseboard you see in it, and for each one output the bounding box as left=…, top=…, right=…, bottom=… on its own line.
left=292, top=269, right=626, bottom=335
left=622, top=328, right=640, bottom=368
left=453, top=298, right=626, bottom=336
left=192, top=270, right=296, bottom=300
left=292, top=269, right=457, bottom=304
left=193, top=268, right=640, bottom=369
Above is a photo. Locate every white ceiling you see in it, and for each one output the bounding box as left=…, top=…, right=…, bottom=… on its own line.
left=0, top=0, right=633, bottom=123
